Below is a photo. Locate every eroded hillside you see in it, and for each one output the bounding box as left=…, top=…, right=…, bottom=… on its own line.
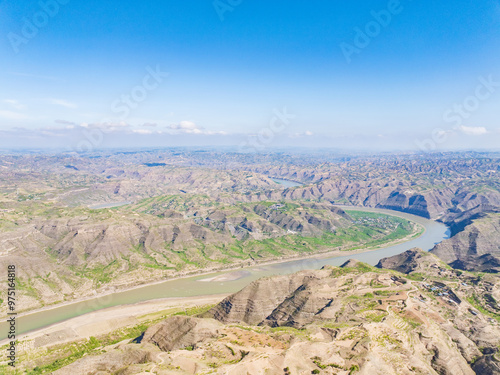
left=0, top=196, right=417, bottom=314
left=1, top=150, right=500, bottom=316
left=9, top=251, right=499, bottom=375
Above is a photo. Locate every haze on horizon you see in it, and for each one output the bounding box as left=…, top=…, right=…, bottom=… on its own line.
left=1, top=0, right=500, bottom=151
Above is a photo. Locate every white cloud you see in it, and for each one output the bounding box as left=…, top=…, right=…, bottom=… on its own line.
left=0, top=110, right=30, bottom=120
left=3, top=99, right=25, bottom=110
left=55, top=119, right=77, bottom=126
left=458, top=125, right=488, bottom=136
left=289, top=131, right=314, bottom=138
left=80, top=121, right=130, bottom=131
left=168, top=121, right=204, bottom=134
left=142, top=122, right=158, bottom=127
left=169, top=121, right=198, bottom=130
left=132, top=129, right=153, bottom=135
left=47, top=98, right=77, bottom=109
left=167, top=121, right=228, bottom=135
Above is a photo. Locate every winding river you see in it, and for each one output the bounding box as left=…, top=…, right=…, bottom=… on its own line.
left=0, top=182, right=450, bottom=339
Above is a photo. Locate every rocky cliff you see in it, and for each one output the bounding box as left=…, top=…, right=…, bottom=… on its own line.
left=141, top=316, right=222, bottom=351
left=430, top=213, right=500, bottom=273
left=375, top=247, right=435, bottom=274
left=46, top=258, right=500, bottom=375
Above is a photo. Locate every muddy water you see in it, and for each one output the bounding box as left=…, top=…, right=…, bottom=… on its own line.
left=1, top=207, right=449, bottom=339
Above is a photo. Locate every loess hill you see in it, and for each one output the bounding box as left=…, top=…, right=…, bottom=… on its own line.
left=10, top=249, right=500, bottom=375
left=1, top=150, right=500, bottom=315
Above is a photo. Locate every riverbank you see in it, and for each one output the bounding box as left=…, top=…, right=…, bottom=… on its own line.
left=0, top=219, right=421, bottom=348
left=2, top=212, right=423, bottom=322
left=0, top=207, right=448, bottom=339
left=0, top=294, right=228, bottom=349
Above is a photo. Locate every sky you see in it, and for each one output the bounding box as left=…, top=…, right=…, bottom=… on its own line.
left=0, top=0, right=500, bottom=151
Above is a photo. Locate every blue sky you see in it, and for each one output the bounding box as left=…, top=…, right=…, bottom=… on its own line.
left=1, top=0, right=500, bottom=150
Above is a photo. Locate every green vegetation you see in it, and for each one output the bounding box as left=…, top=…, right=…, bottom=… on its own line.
left=331, top=263, right=381, bottom=278
left=34, top=202, right=416, bottom=289
left=0, top=304, right=216, bottom=374
left=406, top=272, right=426, bottom=281
left=376, top=334, right=401, bottom=347
left=467, top=294, right=500, bottom=322
left=1, top=193, right=421, bottom=316
left=370, top=279, right=389, bottom=288
left=82, top=260, right=119, bottom=285
left=340, top=328, right=367, bottom=340
left=374, top=290, right=396, bottom=296
left=27, top=336, right=104, bottom=375
left=349, top=364, right=360, bottom=374
left=173, top=304, right=215, bottom=317
left=400, top=315, right=421, bottom=329
left=364, top=311, right=388, bottom=322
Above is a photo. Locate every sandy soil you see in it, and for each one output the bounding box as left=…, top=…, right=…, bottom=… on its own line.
left=198, top=270, right=252, bottom=282
left=0, top=294, right=228, bottom=351
left=0, top=216, right=425, bottom=344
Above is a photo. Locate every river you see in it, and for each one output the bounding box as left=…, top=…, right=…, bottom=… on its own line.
left=0, top=182, right=450, bottom=339
left=1, top=208, right=449, bottom=339
left=271, top=178, right=303, bottom=188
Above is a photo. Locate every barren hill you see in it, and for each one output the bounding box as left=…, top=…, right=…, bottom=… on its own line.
left=33, top=256, right=500, bottom=375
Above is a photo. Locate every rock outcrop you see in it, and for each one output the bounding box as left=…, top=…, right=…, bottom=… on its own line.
left=53, top=344, right=155, bottom=375
left=375, top=247, right=435, bottom=274
left=50, top=258, right=500, bottom=375
left=205, top=270, right=325, bottom=325
left=430, top=213, right=500, bottom=273
left=141, top=316, right=222, bottom=351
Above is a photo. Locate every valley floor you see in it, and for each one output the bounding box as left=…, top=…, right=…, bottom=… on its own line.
left=0, top=294, right=227, bottom=352
left=0, top=215, right=426, bottom=339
